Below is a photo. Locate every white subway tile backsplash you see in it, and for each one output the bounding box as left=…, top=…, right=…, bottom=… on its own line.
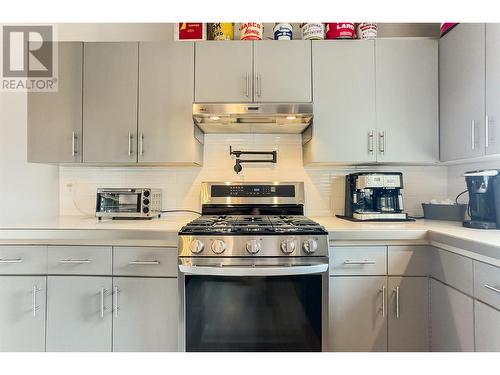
left=60, top=134, right=449, bottom=217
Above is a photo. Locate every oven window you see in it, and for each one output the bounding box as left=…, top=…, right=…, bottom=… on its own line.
left=185, top=275, right=322, bottom=352
left=98, top=193, right=140, bottom=213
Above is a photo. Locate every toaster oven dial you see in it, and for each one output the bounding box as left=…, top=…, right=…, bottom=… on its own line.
left=143, top=190, right=150, bottom=197
left=211, top=239, right=227, bottom=254
left=302, top=239, right=318, bottom=254
left=142, top=207, right=149, bottom=214
left=189, top=239, right=204, bottom=254
left=143, top=198, right=150, bottom=205
left=246, top=239, right=261, bottom=255
left=280, top=239, right=296, bottom=254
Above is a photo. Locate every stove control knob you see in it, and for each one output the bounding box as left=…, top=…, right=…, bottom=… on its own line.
left=189, top=239, right=204, bottom=254
left=211, top=239, right=227, bottom=254
left=280, top=239, right=296, bottom=254
left=246, top=239, right=261, bottom=255
left=302, top=239, right=318, bottom=254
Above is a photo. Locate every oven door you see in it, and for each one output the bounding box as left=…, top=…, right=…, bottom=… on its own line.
left=96, top=189, right=141, bottom=217
left=178, top=257, right=328, bottom=352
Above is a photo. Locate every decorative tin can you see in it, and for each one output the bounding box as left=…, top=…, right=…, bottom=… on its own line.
left=239, top=23, right=263, bottom=40
left=300, top=23, right=324, bottom=40
left=209, top=23, right=234, bottom=40
left=356, top=23, right=377, bottom=39
left=175, top=23, right=206, bottom=41
left=325, top=23, right=356, bottom=39
left=273, top=23, right=293, bottom=40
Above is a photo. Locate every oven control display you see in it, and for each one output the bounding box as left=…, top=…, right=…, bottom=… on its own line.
left=211, top=185, right=295, bottom=197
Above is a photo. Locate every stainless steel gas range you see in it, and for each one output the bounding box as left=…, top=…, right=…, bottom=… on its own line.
left=178, top=182, right=329, bottom=352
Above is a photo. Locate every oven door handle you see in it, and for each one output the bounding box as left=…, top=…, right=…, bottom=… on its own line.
left=179, top=264, right=328, bottom=277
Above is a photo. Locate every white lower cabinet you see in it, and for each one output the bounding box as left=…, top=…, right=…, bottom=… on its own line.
left=46, top=276, right=113, bottom=352
left=474, top=301, right=500, bottom=351
left=328, top=276, right=387, bottom=351
left=430, top=278, right=474, bottom=351
left=388, top=276, right=429, bottom=351
left=0, top=276, right=46, bottom=351
left=113, top=277, right=178, bottom=352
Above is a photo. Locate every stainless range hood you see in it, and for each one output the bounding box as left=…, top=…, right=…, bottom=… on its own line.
left=193, top=103, right=313, bottom=134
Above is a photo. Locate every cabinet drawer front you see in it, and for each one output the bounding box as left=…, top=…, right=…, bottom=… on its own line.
left=329, top=246, right=386, bottom=275
left=113, top=247, right=177, bottom=277
left=48, top=246, right=112, bottom=275
left=431, top=247, right=473, bottom=295
left=388, top=245, right=433, bottom=276
left=0, top=246, right=47, bottom=274
left=474, top=300, right=500, bottom=352
left=474, top=261, right=500, bottom=310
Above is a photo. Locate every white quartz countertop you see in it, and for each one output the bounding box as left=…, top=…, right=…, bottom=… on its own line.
left=0, top=215, right=499, bottom=265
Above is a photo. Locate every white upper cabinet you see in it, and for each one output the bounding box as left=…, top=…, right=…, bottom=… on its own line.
left=195, top=41, right=312, bottom=103
left=486, top=23, right=500, bottom=155
left=253, top=41, right=312, bottom=102
left=304, top=40, right=376, bottom=164
left=195, top=41, right=253, bottom=103
left=440, top=24, right=486, bottom=161
left=376, top=39, right=439, bottom=163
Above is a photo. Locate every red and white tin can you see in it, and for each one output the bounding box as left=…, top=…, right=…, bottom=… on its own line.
left=325, top=23, right=356, bottom=39
left=239, top=23, right=263, bottom=40
left=356, top=23, right=377, bottom=39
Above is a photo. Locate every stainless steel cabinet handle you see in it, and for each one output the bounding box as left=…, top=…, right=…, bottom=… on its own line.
left=128, top=132, right=133, bottom=156
left=245, top=73, right=249, bottom=97
left=485, top=115, right=490, bottom=148
left=59, top=259, right=92, bottom=264
left=484, top=284, right=500, bottom=294
left=368, top=131, right=374, bottom=153
left=128, top=260, right=160, bottom=265
left=471, top=120, right=476, bottom=150
left=32, top=286, right=40, bottom=317
left=256, top=73, right=262, bottom=97
left=100, top=288, right=106, bottom=318
left=344, top=260, right=376, bottom=265
left=380, top=285, right=386, bottom=317
left=71, top=131, right=77, bottom=156
left=394, top=286, right=400, bottom=319
left=139, top=132, right=144, bottom=156
left=114, top=286, right=119, bottom=317
left=0, top=258, right=23, bottom=263
left=379, top=131, right=385, bottom=154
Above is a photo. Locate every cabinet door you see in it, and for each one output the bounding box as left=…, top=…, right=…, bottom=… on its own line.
left=430, top=279, right=474, bottom=351
left=253, top=40, right=311, bottom=102
left=328, top=276, right=387, bottom=351
left=376, top=39, right=439, bottom=163
left=303, top=40, right=376, bottom=164
left=388, top=276, right=429, bottom=351
left=475, top=300, right=500, bottom=351
left=46, top=276, right=112, bottom=352
left=138, top=42, right=202, bottom=164
left=440, top=24, right=486, bottom=161
left=113, top=277, right=178, bottom=351
left=486, top=24, right=500, bottom=155
left=195, top=41, right=253, bottom=102
left=28, top=42, right=82, bottom=163
left=0, top=276, right=46, bottom=351
left=83, top=42, right=138, bottom=163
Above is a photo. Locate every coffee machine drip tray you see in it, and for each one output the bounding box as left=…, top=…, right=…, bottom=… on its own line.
left=336, top=212, right=415, bottom=222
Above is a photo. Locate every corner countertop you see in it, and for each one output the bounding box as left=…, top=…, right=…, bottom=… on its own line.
left=0, top=215, right=499, bottom=265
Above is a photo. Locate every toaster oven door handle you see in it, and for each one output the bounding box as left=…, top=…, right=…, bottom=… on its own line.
left=179, top=263, right=328, bottom=277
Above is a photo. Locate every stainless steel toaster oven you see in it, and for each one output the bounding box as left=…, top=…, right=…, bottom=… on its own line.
left=95, top=188, right=161, bottom=220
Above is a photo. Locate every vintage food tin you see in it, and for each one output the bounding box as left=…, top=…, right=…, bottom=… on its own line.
left=356, top=23, right=377, bottom=39
left=239, top=23, right=263, bottom=40
left=209, top=23, right=234, bottom=40
left=273, top=23, right=293, bottom=40
left=325, top=23, right=356, bottom=39
left=175, top=23, right=207, bottom=41
left=300, top=23, right=324, bottom=40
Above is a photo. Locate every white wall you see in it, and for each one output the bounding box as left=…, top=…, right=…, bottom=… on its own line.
left=60, top=134, right=449, bottom=217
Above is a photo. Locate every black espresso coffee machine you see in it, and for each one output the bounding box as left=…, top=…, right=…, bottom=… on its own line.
left=463, top=170, right=500, bottom=229
left=341, top=172, right=410, bottom=221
